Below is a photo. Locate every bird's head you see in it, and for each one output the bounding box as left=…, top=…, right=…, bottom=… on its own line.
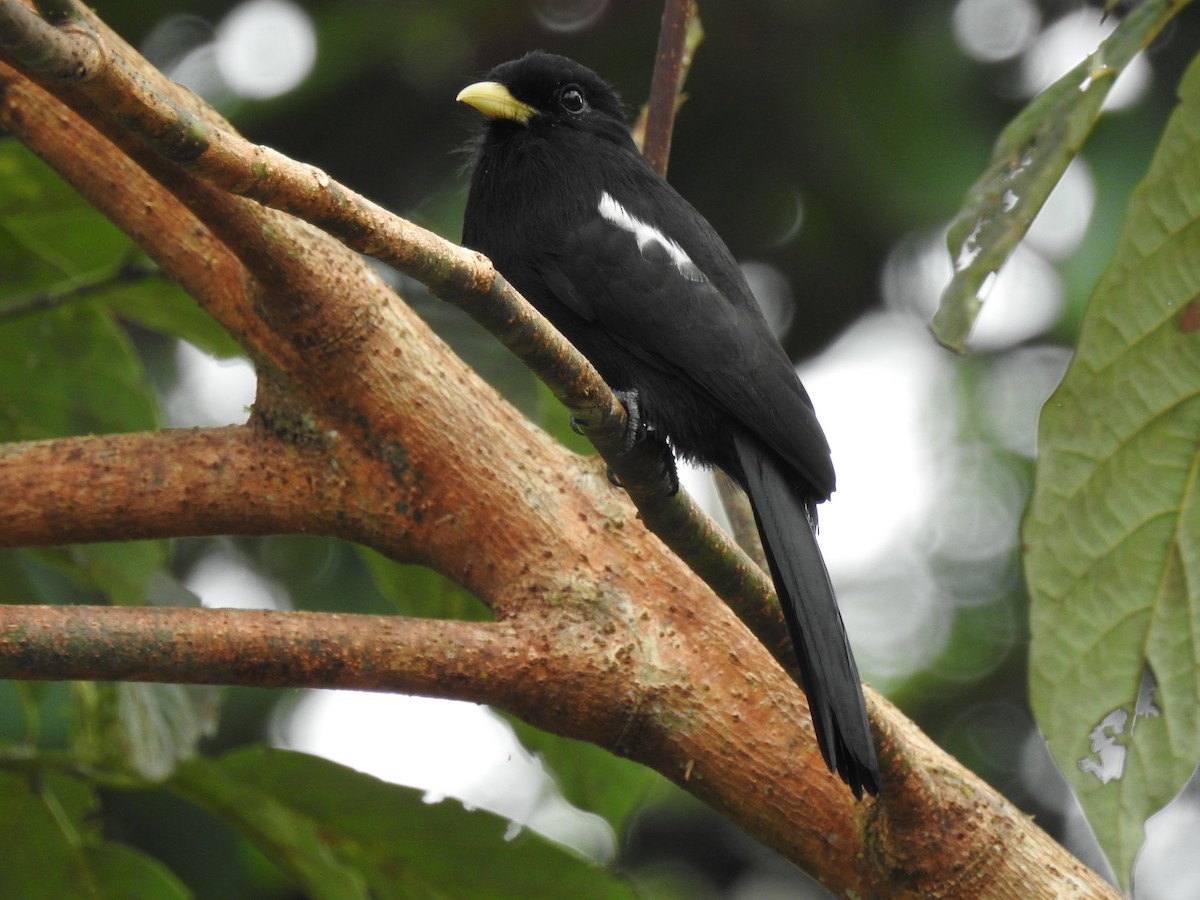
left=457, top=51, right=632, bottom=148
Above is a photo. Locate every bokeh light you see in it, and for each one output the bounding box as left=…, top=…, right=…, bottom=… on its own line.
left=882, top=228, right=1063, bottom=351
left=742, top=260, right=796, bottom=338
left=215, top=0, right=317, bottom=100
left=142, top=0, right=316, bottom=104
left=798, top=313, right=954, bottom=685
left=1026, top=157, right=1095, bottom=261
left=1018, top=9, right=1151, bottom=110
left=953, top=0, right=1041, bottom=64
left=533, top=0, right=610, bottom=34
left=185, top=550, right=288, bottom=611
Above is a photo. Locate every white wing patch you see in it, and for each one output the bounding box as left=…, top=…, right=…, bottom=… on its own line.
left=597, top=191, right=706, bottom=282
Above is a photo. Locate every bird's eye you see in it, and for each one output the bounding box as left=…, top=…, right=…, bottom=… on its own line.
left=560, top=86, right=586, bottom=114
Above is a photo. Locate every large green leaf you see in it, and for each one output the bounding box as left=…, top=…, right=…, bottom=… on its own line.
left=177, top=747, right=639, bottom=900
left=0, top=770, right=189, bottom=899
left=1024, top=52, right=1200, bottom=888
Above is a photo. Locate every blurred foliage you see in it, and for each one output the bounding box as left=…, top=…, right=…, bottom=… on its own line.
left=2, top=0, right=1200, bottom=896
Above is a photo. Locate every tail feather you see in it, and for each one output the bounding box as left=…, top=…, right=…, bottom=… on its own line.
left=733, top=433, right=879, bottom=798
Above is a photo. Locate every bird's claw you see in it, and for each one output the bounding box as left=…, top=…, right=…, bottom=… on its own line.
left=607, top=389, right=679, bottom=496
left=661, top=452, right=680, bottom=497
left=612, top=389, right=645, bottom=453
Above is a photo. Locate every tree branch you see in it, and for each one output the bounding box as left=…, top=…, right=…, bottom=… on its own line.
left=0, top=606, right=516, bottom=699
left=0, top=427, right=349, bottom=548
left=0, top=2, right=1122, bottom=895
left=0, top=601, right=1115, bottom=899
left=642, top=0, right=702, bottom=176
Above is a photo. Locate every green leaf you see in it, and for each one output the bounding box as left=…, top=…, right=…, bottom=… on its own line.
left=0, top=769, right=190, bottom=899
left=357, top=547, right=491, bottom=621
left=78, top=845, right=191, bottom=900
left=109, top=682, right=221, bottom=781
left=0, top=304, right=158, bottom=440
left=1024, top=51, right=1200, bottom=889
left=26, top=543, right=167, bottom=607
left=106, top=276, right=243, bottom=360
left=179, top=747, right=639, bottom=900
left=506, top=717, right=662, bottom=834
left=931, top=0, right=1193, bottom=351
left=0, top=139, right=239, bottom=357
left=0, top=140, right=131, bottom=294
left=171, top=755, right=369, bottom=900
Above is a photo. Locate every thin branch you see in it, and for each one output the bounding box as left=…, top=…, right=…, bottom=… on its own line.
left=713, top=470, right=768, bottom=572
left=640, top=1, right=773, bottom=570
left=642, top=0, right=703, bottom=177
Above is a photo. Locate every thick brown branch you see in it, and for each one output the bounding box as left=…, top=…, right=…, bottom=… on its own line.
left=0, top=606, right=516, bottom=699
left=0, top=604, right=632, bottom=755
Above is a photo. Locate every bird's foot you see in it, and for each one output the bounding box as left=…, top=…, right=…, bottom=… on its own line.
left=572, top=390, right=678, bottom=496
left=606, top=390, right=679, bottom=497
left=611, top=389, right=645, bottom=452
left=569, top=389, right=648, bottom=448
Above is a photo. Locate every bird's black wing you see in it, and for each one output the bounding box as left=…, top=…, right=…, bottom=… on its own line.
left=536, top=163, right=834, bottom=496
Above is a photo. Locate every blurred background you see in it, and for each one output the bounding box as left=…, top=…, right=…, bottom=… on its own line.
left=10, top=0, right=1200, bottom=896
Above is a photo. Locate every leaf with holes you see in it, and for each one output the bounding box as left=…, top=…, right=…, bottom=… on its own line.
left=1024, top=52, right=1200, bottom=890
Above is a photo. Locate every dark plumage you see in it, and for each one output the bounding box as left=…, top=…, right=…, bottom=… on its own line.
left=457, top=51, right=879, bottom=797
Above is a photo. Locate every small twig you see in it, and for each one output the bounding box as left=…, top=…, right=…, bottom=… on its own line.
left=640, top=4, right=770, bottom=570
left=641, top=0, right=702, bottom=177
left=713, top=470, right=767, bottom=571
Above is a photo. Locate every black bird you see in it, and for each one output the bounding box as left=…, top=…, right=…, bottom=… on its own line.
left=457, top=51, right=879, bottom=797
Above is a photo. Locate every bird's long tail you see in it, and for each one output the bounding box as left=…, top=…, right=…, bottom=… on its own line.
left=732, top=433, right=879, bottom=798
